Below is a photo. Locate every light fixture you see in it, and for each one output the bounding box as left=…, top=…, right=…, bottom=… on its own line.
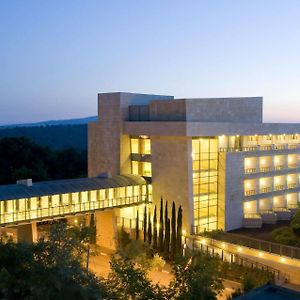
left=261, top=158, right=265, bottom=165
left=237, top=247, right=242, bottom=252
left=245, top=202, right=251, bottom=210
left=280, top=257, right=286, bottom=263
left=259, top=252, right=263, bottom=257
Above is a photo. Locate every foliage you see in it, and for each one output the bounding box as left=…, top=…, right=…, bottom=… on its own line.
left=168, top=253, right=223, bottom=300
left=171, top=202, right=177, bottom=260
left=291, top=207, right=300, bottom=236
left=144, top=206, right=147, bottom=243
left=0, top=137, right=87, bottom=185
left=105, top=256, right=166, bottom=300
left=153, top=205, right=158, bottom=249
left=220, top=261, right=274, bottom=288
left=0, top=124, right=87, bottom=150
left=118, top=226, right=131, bottom=250
left=271, top=226, right=298, bottom=245
left=159, top=198, right=164, bottom=252
left=148, top=212, right=152, bottom=245
left=150, top=254, right=166, bottom=271
left=136, top=210, right=139, bottom=241
left=176, top=206, right=183, bottom=255
left=0, top=223, right=105, bottom=300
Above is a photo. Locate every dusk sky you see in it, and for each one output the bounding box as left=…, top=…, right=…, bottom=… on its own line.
left=1, top=1, right=300, bottom=125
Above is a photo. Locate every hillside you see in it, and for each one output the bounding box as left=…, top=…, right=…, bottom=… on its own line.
left=0, top=124, right=88, bottom=150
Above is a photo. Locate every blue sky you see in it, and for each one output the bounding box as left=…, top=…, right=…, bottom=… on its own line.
left=1, top=1, right=300, bottom=124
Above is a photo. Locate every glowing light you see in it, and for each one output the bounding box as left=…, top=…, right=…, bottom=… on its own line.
left=74, top=219, right=78, bottom=224
left=274, top=198, right=278, bottom=204
left=221, top=242, right=226, bottom=248
left=280, top=257, right=286, bottom=263
left=201, top=238, right=206, bottom=245
left=245, top=203, right=251, bottom=210
left=275, top=177, right=280, bottom=184
left=245, top=182, right=251, bottom=189
left=245, top=159, right=251, bottom=167
left=287, top=194, right=291, bottom=201
left=259, top=252, right=263, bottom=257
left=182, top=229, right=186, bottom=236
left=274, top=157, right=279, bottom=164
left=237, top=247, right=242, bottom=252
left=261, top=159, right=265, bottom=165
left=260, top=178, right=265, bottom=186
left=287, top=176, right=292, bottom=182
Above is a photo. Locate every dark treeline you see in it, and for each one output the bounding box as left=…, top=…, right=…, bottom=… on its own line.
left=0, top=137, right=87, bottom=185
left=0, top=124, right=87, bottom=150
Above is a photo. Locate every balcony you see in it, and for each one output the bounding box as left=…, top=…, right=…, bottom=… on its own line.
left=244, top=189, right=256, bottom=196
left=287, top=183, right=297, bottom=189
left=274, top=185, right=285, bottom=191
left=245, top=168, right=257, bottom=174
left=274, top=165, right=285, bottom=171
left=260, top=166, right=272, bottom=173
left=288, top=164, right=298, bottom=169
left=259, top=187, right=272, bottom=194
left=219, top=143, right=300, bottom=153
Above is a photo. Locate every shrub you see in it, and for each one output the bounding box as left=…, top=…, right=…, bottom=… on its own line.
left=271, top=227, right=297, bottom=245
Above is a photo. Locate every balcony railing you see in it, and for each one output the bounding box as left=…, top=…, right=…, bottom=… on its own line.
left=244, top=213, right=261, bottom=219
left=219, top=143, right=300, bottom=153
left=245, top=168, right=257, bottom=174
left=274, top=165, right=285, bottom=171
left=274, top=185, right=285, bottom=191
left=260, top=166, right=272, bottom=173
left=244, top=189, right=256, bottom=196
left=259, top=187, right=272, bottom=194
left=287, top=183, right=298, bottom=189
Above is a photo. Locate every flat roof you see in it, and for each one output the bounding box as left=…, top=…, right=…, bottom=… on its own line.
left=124, top=121, right=300, bottom=137
left=0, top=174, right=147, bottom=201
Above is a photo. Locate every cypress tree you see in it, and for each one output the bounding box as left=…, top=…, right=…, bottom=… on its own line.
left=147, top=213, right=152, bottom=245
left=164, top=201, right=168, bottom=253
left=158, top=197, right=164, bottom=252
left=143, top=206, right=147, bottom=243
left=153, top=205, right=158, bottom=249
left=171, top=201, right=176, bottom=260
left=135, top=210, right=139, bottom=240
left=176, top=205, right=183, bottom=255
left=164, top=218, right=170, bottom=258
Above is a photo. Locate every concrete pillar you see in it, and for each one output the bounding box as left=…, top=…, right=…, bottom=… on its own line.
left=17, top=222, right=37, bottom=243
left=95, top=210, right=118, bottom=251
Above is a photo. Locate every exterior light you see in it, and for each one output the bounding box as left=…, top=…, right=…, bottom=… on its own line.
left=287, top=194, right=291, bottom=200
left=245, top=182, right=251, bottom=189
left=261, top=159, right=265, bottom=165
left=259, top=252, right=263, bottom=257
left=237, top=247, right=242, bottom=252
left=274, top=157, right=279, bottom=163
left=287, top=176, right=291, bottom=182
left=201, top=238, right=206, bottom=245
left=274, top=198, right=278, bottom=204
left=280, top=257, right=286, bottom=263
left=260, top=178, right=265, bottom=186
left=245, top=202, right=251, bottom=210
left=74, top=219, right=78, bottom=224
left=182, top=229, right=186, bottom=236
left=221, top=242, right=226, bottom=248
left=275, top=177, right=280, bottom=184
left=245, top=159, right=251, bottom=167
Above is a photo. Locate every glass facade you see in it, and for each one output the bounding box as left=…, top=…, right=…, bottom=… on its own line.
left=192, top=137, right=219, bottom=233
left=0, top=184, right=149, bottom=226
left=130, top=136, right=152, bottom=177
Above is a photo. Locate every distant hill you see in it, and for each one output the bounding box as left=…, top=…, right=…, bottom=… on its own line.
left=0, top=124, right=88, bottom=150
left=1, top=116, right=98, bottom=128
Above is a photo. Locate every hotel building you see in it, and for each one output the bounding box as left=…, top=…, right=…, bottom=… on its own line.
left=1, top=92, right=300, bottom=246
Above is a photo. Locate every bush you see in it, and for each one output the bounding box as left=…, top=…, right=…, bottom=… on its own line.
left=271, top=227, right=298, bottom=245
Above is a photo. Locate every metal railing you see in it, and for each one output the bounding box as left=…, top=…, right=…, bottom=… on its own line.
left=245, top=189, right=256, bottom=196
left=219, top=143, right=300, bottom=153
left=185, top=236, right=283, bottom=281
left=204, top=231, right=300, bottom=260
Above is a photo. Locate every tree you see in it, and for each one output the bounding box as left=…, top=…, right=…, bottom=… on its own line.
left=171, top=202, right=177, bottom=260
left=176, top=205, right=183, bottom=255
left=0, top=223, right=106, bottom=300
left=136, top=210, right=139, bottom=241
left=164, top=201, right=168, bottom=248
left=153, top=206, right=158, bottom=250
left=164, top=218, right=170, bottom=259
left=158, top=198, right=164, bottom=252
left=148, top=213, right=152, bottom=245
left=143, top=206, right=147, bottom=243
left=106, top=256, right=166, bottom=300
left=168, top=253, right=223, bottom=300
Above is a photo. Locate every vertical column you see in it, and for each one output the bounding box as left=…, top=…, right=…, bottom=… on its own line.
left=17, top=222, right=38, bottom=243
left=95, top=209, right=119, bottom=250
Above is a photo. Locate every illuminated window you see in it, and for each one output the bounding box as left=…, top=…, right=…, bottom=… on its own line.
left=131, top=139, right=139, bottom=154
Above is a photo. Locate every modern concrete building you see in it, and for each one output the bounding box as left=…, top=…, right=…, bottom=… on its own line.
left=88, top=92, right=300, bottom=234
left=1, top=92, right=300, bottom=245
